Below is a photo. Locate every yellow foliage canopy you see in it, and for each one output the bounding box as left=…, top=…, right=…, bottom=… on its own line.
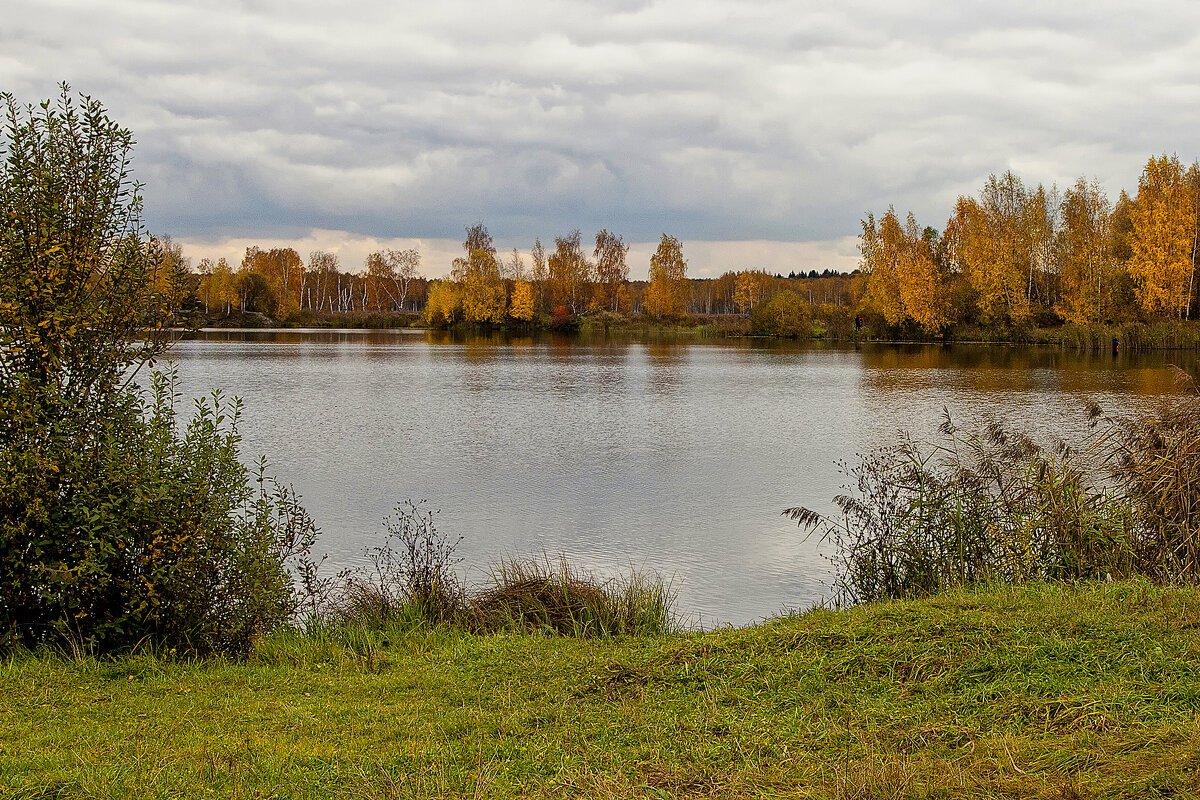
left=861, top=208, right=948, bottom=333
left=644, top=234, right=688, bottom=318
left=1129, top=155, right=1199, bottom=318
left=509, top=280, right=535, bottom=322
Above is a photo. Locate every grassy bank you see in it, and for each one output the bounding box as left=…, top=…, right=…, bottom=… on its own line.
left=4, top=580, right=1200, bottom=798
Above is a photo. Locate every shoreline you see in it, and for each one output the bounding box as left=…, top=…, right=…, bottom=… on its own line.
left=181, top=310, right=1200, bottom=351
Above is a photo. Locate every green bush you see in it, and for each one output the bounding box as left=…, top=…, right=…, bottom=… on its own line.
left=1, top=371, right=316, bottom=654
left=0, top=86, right=315, bottom=655
left=749, top=290, right=812, bottom=337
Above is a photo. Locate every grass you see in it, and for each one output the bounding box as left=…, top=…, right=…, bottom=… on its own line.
left=4, top=579, right=1200, bottom=798
left=470, top=557, right=673, bottom=637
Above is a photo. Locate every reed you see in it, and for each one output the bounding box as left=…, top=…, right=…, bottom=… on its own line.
left=1094, top=366, right=1200, bottom=583
left=790, top=366, right=1200, bottom=604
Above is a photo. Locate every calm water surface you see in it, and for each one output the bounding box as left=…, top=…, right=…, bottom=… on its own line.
left=167, top=329, right=1198, bottom=626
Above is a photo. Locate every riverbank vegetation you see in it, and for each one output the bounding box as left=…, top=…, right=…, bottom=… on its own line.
left=302, top=501, right=673, bottom=639
left=789, top=365, right=1200, bottom=608
left=7, top=85, right=1200, bottom=795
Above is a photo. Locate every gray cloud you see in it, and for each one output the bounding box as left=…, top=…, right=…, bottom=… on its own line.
left=4, top=0, right=1199, bottom=270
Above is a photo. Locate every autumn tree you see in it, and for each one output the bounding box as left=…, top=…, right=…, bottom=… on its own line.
left=367, top=248, right=421, bottom=312
left=899, top=215, right=949, bottom=332
left=548, top=229, right=590, bottom=314
left=241, top=246, right=303, bottom=318
left=1024, top=183, right=1061, bottom=309
left=713, top=271, right=738, bottom=314
left=861, top=208, right=948, bottom=332
left=196, top=257, right=216, bottom=313
left=945, top=171, right=1041, bottom=323
left=1128, top=155, right=1199, bottom=318
left=644, top=234, right=688, bottom=317
left=452, top=221, right=505, bottom=323
left=592, top=228, right=629, bottom=312
left=307, top=250, right=340, bottom=312
left=733, top=270, right=768, bottom=312
left=530, top=238, right=548, bottom=314
left=197, top=257, right=237, bottom=314
left=860, top=209, right=906, bottom=324
left=235, top=270, right=275, bottom=314
left=424, top=279, right=461, bottom=326
left=1057, top=178, right=1117, bottom=323
left=509, top=280, right=535, bottom=322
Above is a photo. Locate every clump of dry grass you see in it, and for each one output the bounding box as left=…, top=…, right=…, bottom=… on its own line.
left=301, top=507, right=674, bottom=637
left=470, top=556, right=673, bottom=637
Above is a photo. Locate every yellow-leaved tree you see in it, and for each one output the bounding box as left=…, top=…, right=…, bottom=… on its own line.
left=423, top=279, right=460, bottom=326
left=644, top=234, right=688, bottom=317
left=946, top=172, right=1036, bottom=323
left=898, top=215, right=948, bottom=333
left=1057, top=178, right=1117, bottom=324
left=592, top=228, right=629, bottom=312
left=548, top=230, right=590, bottom=314
left=452, top=221, right=506, bottom=324
left=860, top=208, right=906, bottom=325
left=1128, top=154, right=1199, bottom=318
left=241, top=246, right=303, bottom=318
left=861, top=208, right=947, bottom=333
left=733, top=270, right=768, bottom=313
left=509, top=280, right=535, bottom=322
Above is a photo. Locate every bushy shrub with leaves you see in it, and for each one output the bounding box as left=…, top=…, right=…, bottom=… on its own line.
left=0, top=86, right=315, bottom=654
left=1, top=371, right=316, bottom=654
left=749, top=289, right=813, bottom=338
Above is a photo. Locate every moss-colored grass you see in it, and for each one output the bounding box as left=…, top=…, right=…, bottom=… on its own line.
left=4, top=580, right=1200, bottom=798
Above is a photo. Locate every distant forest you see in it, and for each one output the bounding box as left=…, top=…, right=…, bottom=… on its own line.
left=169, top=153, right=1200, bottom=336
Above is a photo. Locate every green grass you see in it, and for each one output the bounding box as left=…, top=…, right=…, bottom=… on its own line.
left=4, top=580, right=1200, bottom=798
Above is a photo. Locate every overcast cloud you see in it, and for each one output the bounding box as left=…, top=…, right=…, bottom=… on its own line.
left=3, top=0, right=1198, bottom=277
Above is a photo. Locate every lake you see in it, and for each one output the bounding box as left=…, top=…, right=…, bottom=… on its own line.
left=165, top=329, right=1198, bottom=626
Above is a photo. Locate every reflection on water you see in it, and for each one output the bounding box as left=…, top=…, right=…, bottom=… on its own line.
left=165, top=330, right=1192, bottom=626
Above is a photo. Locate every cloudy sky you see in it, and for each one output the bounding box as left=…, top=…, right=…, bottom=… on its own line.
left=4, top=1, right=1198, bottom=277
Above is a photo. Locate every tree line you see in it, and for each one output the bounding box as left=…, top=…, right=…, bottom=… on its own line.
left=860, top=155, right=1200, bottom=333
left=182, top=153, right=1200, bottom=337
left=180, top=225, right=864, bottom=328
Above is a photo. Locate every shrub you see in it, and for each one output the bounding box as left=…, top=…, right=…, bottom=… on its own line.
left=333, top=501, right=463, bottom=626
left=749, top=289, right=813, bottom=337
left=0, top=369, right=317, bottom=655
left=0, top=86, right=316, bottom=655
